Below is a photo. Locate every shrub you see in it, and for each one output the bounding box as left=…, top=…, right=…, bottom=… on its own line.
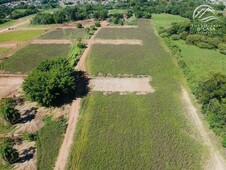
left=179, top=31, right=188, bottom=40
left=220, top=50, right=226, bottom=55
left=160, top=33, right=169, bottom=38
left=77, top=42, right=86, bottom=49
left=196, top=42, right=214, bottom=49
left=95, top=22, right=101, bottom=27
left=218, top=43, right=226, bottom=50
left=0, top=98, right=20, bottom=125
left=186, top=34, right=203, bottom=44
left=222, top=136, right=226, bottom=147
left=171, top=34, right=180, bottom=40
left=23, top=58, right=77, bottom=107
left=0, top=144, right=19, bottom=164
left=76, top=23, right=82, bottom=28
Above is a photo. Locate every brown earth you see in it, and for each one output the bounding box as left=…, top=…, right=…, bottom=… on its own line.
left=93, top=39, right=143, bottom=45
left=30, top=39, right=72, bottom=45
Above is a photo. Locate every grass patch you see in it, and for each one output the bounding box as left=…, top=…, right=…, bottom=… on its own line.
left=68, top=19, right=204, bottom=169
left=37, top=117, right=67, bottom=170
left=108, top=9, right=128, bottom=15
left=0, top=44, right=71, bottom=73
left=0, top=30, right=45, bottom=43
left=174, top=40, right=226, bottom=80
left=40, top=28, right=86, bottom=40
left=0, top=48, right=10, bottom=57
left=96, top=28, right=141, bottom=39
left=152, top=14, right=189, bottom=31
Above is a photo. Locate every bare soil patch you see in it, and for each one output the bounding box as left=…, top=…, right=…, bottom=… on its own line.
left=93, top=39, right=143, bottom=45
left=0, top=42, right=19, bottom=48
left=106, top=25, right=138, bottom=28
left=30, top=39, right=72, bottom=45
left=182, top=87, right=226, bottom=170
left=0, top=75, right=24, bottom=99
left=89, top=77, right=154, bottom=94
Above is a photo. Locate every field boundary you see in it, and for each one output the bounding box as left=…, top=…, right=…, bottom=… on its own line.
left=93, top=39, right=143, bottom=45
left=30, top=39, right=72, bottom=45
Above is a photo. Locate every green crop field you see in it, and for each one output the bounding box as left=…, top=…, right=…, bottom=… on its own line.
left=175, top=40, right=226, bottom=80
left=37, top=118, right=66, bottom=170
left=96, top=28, right=141, bottom=39
left=40, top=28, right=86, bottom=40
left=0, top=44, right=71, bottom=73
left=152, top=14, right=189, bottom=31
left=68, top=19, right=205, bottom=170
left=0, top=30, right=45, bottom=42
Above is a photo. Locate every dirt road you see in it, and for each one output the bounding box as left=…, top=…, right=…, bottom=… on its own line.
left=0, top=20, right=30, bottom=33
left=30, top=39, right=72, bottom=45
left=182, top=87, right=226, bottom=170
left=93, top=39, right=143, bottom=45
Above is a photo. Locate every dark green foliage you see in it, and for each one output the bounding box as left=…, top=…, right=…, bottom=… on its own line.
left=214, top=2, right=225, bottom=11
left=76, top=23, right=82, bottom=28
left=77, top=42, right=86, bottom=49
left=196, top=73, right=226, bottom=146
left=196, top=42, right=214, bottom=49
left=22, top=58, right=77, bottom=107
left=0, top=142, right=19, bottom=164
left=95, top=22, right=101, bottom=27
left=0, top=98, right=20, bottom=125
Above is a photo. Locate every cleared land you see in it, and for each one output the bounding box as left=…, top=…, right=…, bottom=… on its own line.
left=93, top=39, right=142, bottom=45
left=89, top=77, right=154, bottom=93
left=0, top=44, right=71, bottom=73
left=39, top=28, right=86, bottom=40
left=68, top=19, right=204, bottom=169
left=30, top=39, right=72, bottom=44
left=0, top=30, right=45, bottom=42
left=0, top=48, right=10, bottom=57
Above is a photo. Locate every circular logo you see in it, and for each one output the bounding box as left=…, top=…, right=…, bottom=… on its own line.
left=193, top=5, right=218, bottom=22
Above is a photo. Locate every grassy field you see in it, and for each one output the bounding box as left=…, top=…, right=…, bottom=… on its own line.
left=37, top=118, right=66, bottom=170
left=0, top=44, right=71, bottom=73
left=0, top=30, right=45, bottom=42
left=68, top=19, right=204, bottom=170
left=0, top=48, right=10, bottom=57
left=39, top=28, right=86, bottom=40
left=174, top=40, right=226, bottom=80
left=152, top=14, right=189, bottom=31
left=96, top=28, right=141, bottom=39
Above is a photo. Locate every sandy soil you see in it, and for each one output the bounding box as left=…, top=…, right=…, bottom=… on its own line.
left=0, top=75, right=25, bottom=99
left=54, top=99, right=81, bottom=170
left=182, top=87, right=226, bottom=170
left=106, top=25, right=138, bottom=28
left=89, top=77, right=154, bottom=94
left=0, top=42, right=19, bottom=48
left=30, top=39, right=72, bottom=44
left=13, top=141, right=36, bottom=170
left=93, top=39, right=143, bottom=45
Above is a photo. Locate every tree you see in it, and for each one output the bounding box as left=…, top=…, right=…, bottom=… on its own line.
left=23, top=58, right=77, bottom=107
left=0, top=144, right=19, bottom=164
left=0, top=98, right=20, bottom=125
left=76, top=23, right=82, bottom=28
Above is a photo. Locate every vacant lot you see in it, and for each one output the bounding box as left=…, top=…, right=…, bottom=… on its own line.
left=0, top=30, right=45, bottom=42
left=152, top=14, right=189, bottom=31
left=96, top=28, right=140, bottom=39
left=68, top=19, right=204, bottom=170
left=40, top=28, right=86, bottom=40
left=175, top=40, right=226, bottom=80
left=0, top=44, right=71, bottom=73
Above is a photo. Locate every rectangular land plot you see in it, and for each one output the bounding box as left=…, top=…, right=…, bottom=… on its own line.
left=39, top=28, right=86, bottom=40
left=96, top=27, right=141, bottom=39
left=69, top=19, right=205, bottom=170
left=0, top=44, right=71, bottom=73
left=0, top=30, right=45, bottom=43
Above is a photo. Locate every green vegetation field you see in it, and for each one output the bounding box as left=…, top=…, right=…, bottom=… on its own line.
left=0, top=44, right=71, bottom=73
left=96, top=28, right=140, bottom=39
left=39, top=28, right=86, bottom=40
left=68, top=19, right=204, bottom=170
left=152, top=14, right=189, bottom=30
left=175, top=40, right=226, bottom=80
left=0, top=30, right=45, bottom=43
left=37, top=118, right=66, bottom=170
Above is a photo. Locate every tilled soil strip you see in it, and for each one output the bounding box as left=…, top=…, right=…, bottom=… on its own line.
left=93, top=39, right=143, bottom=45
left=89, top=77, right=154, bottom=93
left=30, top=39, right=72, bottom=45
left=106, top=25, right=138, bottom=28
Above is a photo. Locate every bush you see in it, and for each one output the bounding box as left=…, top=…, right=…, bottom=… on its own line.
left=77, top=42, right=86, bottom=49
left=218, top=43, right=226, bottom=50
left=0, top=98, right=20, bottom=125
left=0, top=144, right=19, bottom=164
left=23, top=58, right=77, bottom=107
left=171, top=34, right=180, bottom=40
left=95, top=22, right=101, bottom=27
left=220, top=50, right=226, bottom=55
left=76, top=23, right=82, bottom=28
left=222, top=136, right=226, bottom=147
left=196, top=42, right=214, bottom=49
left=179, top=31, right=188, bottom=40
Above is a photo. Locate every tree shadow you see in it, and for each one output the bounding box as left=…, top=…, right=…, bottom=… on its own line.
left=19, top=107, right=37, bottom=124
left=17, top=146, right=35, bottom=163
left=53, top=71, right=90, bottom=107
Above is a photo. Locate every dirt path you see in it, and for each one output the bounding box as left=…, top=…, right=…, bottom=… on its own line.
left=93, top=39, right=143, bottom=45
left=0, top=42, right=19, bottom=48
left=182, top=87, right=226, bottom=170
left=106, top=25, right=138, bottom=28
left=30, top=39, right=72, bottom=45
left=0, top=20, right=30, bottom=33
left=76, top=21, right=109, bottom=71
left=89, top=77, right=154, bottom=94
left=54, top=99, right=81, bottom=170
